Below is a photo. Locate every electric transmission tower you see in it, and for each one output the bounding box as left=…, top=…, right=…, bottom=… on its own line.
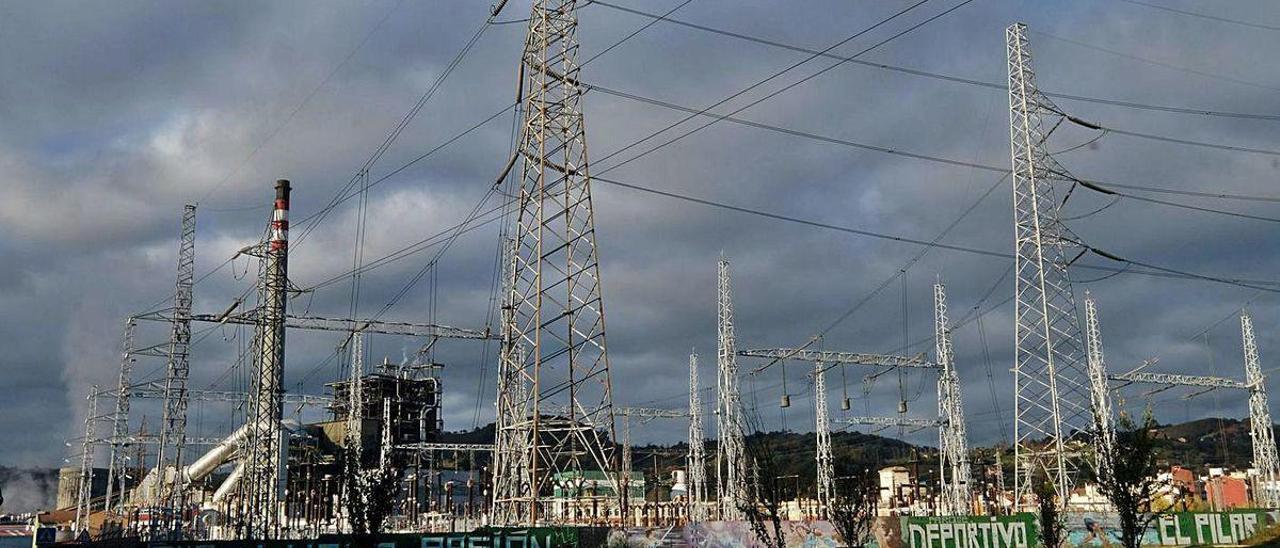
left=813, top=359, right=834, bottom=518
left=154, top=204, right=196, bottom=537
left=1006, top=22, right=1092, bottom=506
left=75, top=385, right=100, bottom=535
left=716, top=258, right=747, bottom=520
left=105, top=318, right=137, bottom=515
left=491, top=0, right=619, bottom=526
left=935, top=282, right=972, bottom=516
left=1242, top=312, right=1280, bottom=507
left=687, top=351, right=709, bottom=522
left=241, top=180, right=291, bottom=538
left=1083, top=292, right=1117, bottom=485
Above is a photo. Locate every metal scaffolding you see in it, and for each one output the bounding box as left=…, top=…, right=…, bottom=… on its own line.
left=715, top=258, right=747, bottom=521
left=1007, top=22, right=1091, bottom=506
left=935, top=283, right=971, bottom=516
left=491, top=0, right=618, bottom=526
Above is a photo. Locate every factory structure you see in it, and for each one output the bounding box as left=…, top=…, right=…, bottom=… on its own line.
left=43, top=0, right=1280, bottom=545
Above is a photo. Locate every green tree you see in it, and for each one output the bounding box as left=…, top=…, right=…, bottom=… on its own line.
left=828, top=465, right=878, bottom=548
left=1093, top=410, right=1175, bottom=548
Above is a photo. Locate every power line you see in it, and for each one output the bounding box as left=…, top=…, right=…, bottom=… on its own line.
left=1034, top=30, right=1280, bottom=94
left=292, top=14, right=496, bottom=249
left=590, top=174, right=1280, bottom=293
left=1093, top=125, right=1280, bottom=158
left=594, top=0, right=974, bottom=177
left=587, top=82, right=1280, bottom=222
left=199, top=0, right=409, bottom=205
left=589, top=0, right=1280, bottom=122
left=1117, top=0, right=1280, bottom=33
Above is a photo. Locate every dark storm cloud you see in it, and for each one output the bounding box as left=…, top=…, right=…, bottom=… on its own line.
left=2, top=0, right=1279, bottom=468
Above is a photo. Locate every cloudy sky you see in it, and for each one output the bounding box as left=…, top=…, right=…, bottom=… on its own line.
left=2, top=0, right=1279, bottom=478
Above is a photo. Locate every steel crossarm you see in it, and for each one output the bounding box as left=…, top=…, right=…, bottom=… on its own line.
left=836, top=415, right=945, bottom=428
left=129, top=382, right=332, bottom=405
left=739, top=347, right=937, bottom=374
left=138, top=310, right=496, bottom=340
left=1109, top=371, right=1248, bottom=390
left=397, top=442, right=495, bottom=452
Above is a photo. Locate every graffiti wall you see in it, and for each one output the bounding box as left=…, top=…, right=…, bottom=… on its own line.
left=684, top=520, right=840, bottom=547
left=892, top=515, right=1037, bottom=548
left=1152, top=510, right=1276, bottom=546
left=131, top=527, right=607, bottom=548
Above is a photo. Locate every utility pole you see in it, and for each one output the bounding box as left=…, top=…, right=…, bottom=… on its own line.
left=76, top=385, right=100, bottom=536
left=716, top=258, right=747, bottom=521
left=813, top=359, right=833, bottom=518
left=687, top=351, right=708, bottom=522
left=1006, top=22, right=1091, bottom=507
left=935, top=282, right=971, bottom=516
left=1083, top=292, right=1117, bottom=485
left=105, top=318, right=137, bottom=515
left=1241, top=312, right=1280, bottom=507
left=155, top=204, right=196, bottom=537
left=242, top=180, right=291, bottom=538
left=491, top=0, right=618, bottom=526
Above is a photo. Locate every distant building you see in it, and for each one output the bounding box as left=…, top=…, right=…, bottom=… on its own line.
left=878, top=466, right=914, bottom=516
left=55, top=467, right=108, bottom=511
left=1205, top=474, right=1249, bottom=509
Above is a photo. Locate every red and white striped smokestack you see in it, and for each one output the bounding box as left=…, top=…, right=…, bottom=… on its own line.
left=271, top=179, right=290, bottom=251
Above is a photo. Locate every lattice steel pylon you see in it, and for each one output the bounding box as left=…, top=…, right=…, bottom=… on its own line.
left=154, top=204, right=196, bottom=537
left=1006, top=22, right=1092, bottom=506
left=105, top=318, right=137, bottom=515
left=1241, top=312, right=1280, bottom=507
left=687, top=351, right=709, bottom=522
left=813, top=359, right=834, bottom=518
left=241, top=180, right=291, bottom=538
left=75, top=385, right=100, bottom=535
left=935, top=282, right=972, bottom=516
left=490, top=0, right=619, bottom=526
left=716, top=258, right=747, bottom=521
left=342, top=331, right=366, bottom=533
left=1083, top=292, right=1117, bottom=485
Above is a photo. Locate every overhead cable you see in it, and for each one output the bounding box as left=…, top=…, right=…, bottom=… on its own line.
left=589, top=0, right=1280, bottom=122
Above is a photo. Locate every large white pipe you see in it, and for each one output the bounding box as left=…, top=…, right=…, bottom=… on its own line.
left=182, top=423, right=251, bottom=485
left=211, top=462, right=244, bottom=504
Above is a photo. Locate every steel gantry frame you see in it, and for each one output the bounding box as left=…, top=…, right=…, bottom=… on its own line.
left=738, top=344, right=943, bottom=518
left=1242, top=312, right=1280, bottom=507
left=687, top=351, right=709, bottom=522
left=1083, top=292, right=1118, bottom=485
left=491, top=0, right=619, bottom=526
left=716, top=258, right=747, bottom=521
left=154, top=204, right=196, bottom=537
left=1007, top=22, right=1092, bottom=507
left=1102, top=312, right=1279, bottom=507
left=935, top=283, right=972, bottom=516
